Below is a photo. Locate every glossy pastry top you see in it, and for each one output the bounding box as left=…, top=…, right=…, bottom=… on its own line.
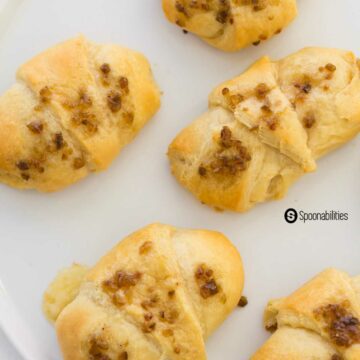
left=162, top=0, right=297, bottom=51
left=168, top=48, right=360, bottom=212
left=0, top=36, right=160, bottom=192
left=252, top=268, right=360, bottom=359
left=43, top=223, right=244, bottom=360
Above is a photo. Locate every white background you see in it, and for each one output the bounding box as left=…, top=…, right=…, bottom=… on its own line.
left=0, top=330, right=21, bottom=360
left=0, top=0, right=359, bottom=359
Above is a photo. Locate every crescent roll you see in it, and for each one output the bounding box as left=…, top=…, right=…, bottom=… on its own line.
left=0, top=36, right=160, bottom=192
left=43, top=223, right=244, bottom=360
left=162, top=0, right=297, bottom=51
left=252, top=268, right=360, bottom=360
left=168, top=48, right=360, bottom=212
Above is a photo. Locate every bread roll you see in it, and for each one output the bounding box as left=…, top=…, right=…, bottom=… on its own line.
left=43, top=223, right=244, bottom=360
left=251, top=268, right=360, bottom=360
left=0, top=36, right=160, bottom=192
left=168, top=48, right=360, bottom=211
left=162, top=0, right=297, bottom=51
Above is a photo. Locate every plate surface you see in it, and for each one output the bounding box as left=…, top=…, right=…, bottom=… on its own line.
left=0, top=1, right=359, bottom=359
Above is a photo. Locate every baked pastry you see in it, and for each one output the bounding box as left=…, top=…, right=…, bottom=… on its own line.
left=162, top=0, right=297, bottom=51
left=0, top=36, right=160, bottom=192
left=43, top=223, right=244, bottom=360
left=168, top=48, right=360, bottom=212
left=251, top=268, right=360, bottom=360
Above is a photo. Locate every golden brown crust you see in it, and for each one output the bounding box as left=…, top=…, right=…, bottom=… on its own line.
left=251, top=268, right=360, bottom=360
left=45, top=223, right=244, bottom=360
left=168, top=48, right=360, bottom=212
left=162, top=0, right=297, bottom=51
left=0, top=36, right=160, bottom=192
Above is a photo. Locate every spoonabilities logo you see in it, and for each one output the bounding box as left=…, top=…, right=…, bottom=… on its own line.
left=284, top=208, right=298, bottom=223
left=284, top=208, right=349, bottom=223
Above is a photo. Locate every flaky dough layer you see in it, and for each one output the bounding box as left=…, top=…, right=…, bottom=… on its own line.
left=43, top=223, right=244, bottom=360
left=252, top=268, right=360, bottom=360
left=168, top=48, right=360, bottom=212
left=162, top=0, right=297, bottom=51
left=0, top=36, right=160, bottom=192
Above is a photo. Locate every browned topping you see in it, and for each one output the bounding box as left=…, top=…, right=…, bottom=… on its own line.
left=123, top=111, right=134, bottom=125
left=32, top=160, right=45, bottom=173
left=67, top=91, right=98, bottom=135
left=264, top=115, right=278, bottom=131
left=295, top=82, right=312, bottom=94
left=144, top=312, right=153, bottom=321
left=198, top=166, right=207, bottom=177
left=53, top=132, right=64, bottom=150
left=325, top=63, right=337, bottom=72
left=111, top=292, right=125, bottom=307
left=175, top=19, right=185, bottom=27
left=21, top=173, right=30, bottom=181
left=16, top=160, right=30, bottom=171
left=322, top=63, right=337, bottom=80
left=275, top=28, right=282, bottom=34
left=220, top=126, right=233, bottom=147
left=73, top=157, right=86, bottom=170
left=238, top=296, right=248, bottom=307
left=159, top=309, right=179, bottom=324
left=72, top=111, right=98, bottom=134
left=89, top=337, right=110, bottom=360
left=119, top=77, right=129, bottom=91
left=117, top=271, right=141, bottom=288
left=79, top=92, right=93, bottom=107
left=265, top=323, right=278, bottom=333
left=174, top=346, right=181, bottom=354
left=119, top=352, right=128, bottom=360
left=252, top=40, right=261, bottom=46
left=199, top=127, right=251, bottom=177
left=162, top=328, right=174, bottom=337
left=216, top=10, right=229, bottom=24
left=200, top=279, right=219, bottom=299
left=175, top=1, right=187, bottom=14
left=212, top=126, right=251, bottom=175
left=168, top=290, right=176, bottom=298
left=100, top=63, right=111, bottom=75
left=222, top=87, right=230, bottom=96
left=229, top=94, right=245, bottom=107
left=139, top=241, right=153, bottom=255
left=255, top=83, right=270, bottom=100
left=141, top=295, right=159, bottom=310
left=252, top=0, right=267, bottom=11
left=195, top=264, right=220, bottom=299
left=239, top=0, right=267, bottom=11
left=159, top=310, right=165, bottom=320
left=332, top=355, right=342, bottom=360
left=216, top=0, right=231, bottom=24
left=107, top=91, right=122, bottom=113
left=142, top=321, right=156, bottom=333
left=177, top=0, right=232, bottom=25
left=261, top=105, right=272, bottom=115
left=259, top=34, right=267, bottom=41
left=303, top=112, right=316, bottom=129
left=27, top=121, right=44, bottom=134
left=39, top=86, right=51, bottom=103
left=314, top=302, right=360, bottom=347
left=102, top=270, right=142, bottom=308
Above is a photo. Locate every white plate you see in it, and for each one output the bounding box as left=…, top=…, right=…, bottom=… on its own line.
left=0, top=1, right=359, bottom=359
